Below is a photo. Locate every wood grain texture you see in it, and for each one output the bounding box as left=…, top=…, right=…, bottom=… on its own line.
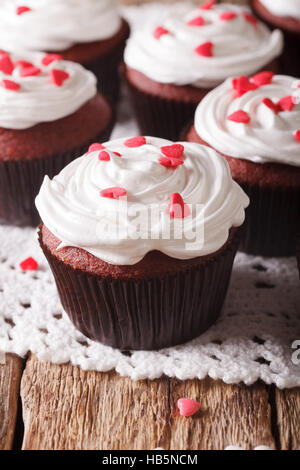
left=0, top=353, right=23, bottom=450
left=276, top=389, right=300, bottom=450
left=21, top=354, right=281, bottom=450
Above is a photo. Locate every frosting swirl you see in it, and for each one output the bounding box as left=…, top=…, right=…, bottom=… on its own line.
left=0, top=51, right=97, bottom=129
left=124, top=2, right=283, bottom=88
left=194, top=74, right=300, bottom=166
left=35, top=137, right=249, bottom=266
left=0, top=0, right=121, bottom=52
left=259, top=0, right=300, bottom=21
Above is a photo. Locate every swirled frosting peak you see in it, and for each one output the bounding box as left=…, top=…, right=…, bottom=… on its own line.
left=0, top=50, right=97, bottom=129
left=35, top=136, right=249, bottom=266
left=195, top=74, right=300, bottom=166
left=124, top=2, right=283, bottom=88
left=259, top=0, right=300, bottom=21
left=0, top=0, right=121, bottom=52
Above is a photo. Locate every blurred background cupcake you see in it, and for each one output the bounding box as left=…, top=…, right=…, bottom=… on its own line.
left=184, top=73, right=300, bottom=257
left=0, top=51, right=113, bottom=227
left=251, top=0, right=300, bottom=77
left=0, top=0, right=130, bottom=104
left=36, top=136, right=249, bottom=350
left=123, top=1, right=283, bottom=141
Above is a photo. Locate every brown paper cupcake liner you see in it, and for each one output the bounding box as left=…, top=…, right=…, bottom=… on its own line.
left=39, top=228, right=241, bottom=351
left=239, top=182, right=300, bottom=257
left=0, top=124, right=114, bottom=228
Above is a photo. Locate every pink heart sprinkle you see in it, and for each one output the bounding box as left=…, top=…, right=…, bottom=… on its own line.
left=20, top=257, right=38, bottom=271
left=42, top=54, right=63, bottom=66
left=100, top=187, right=127, bottom=199
left=161, top=144, right=184, bottom=159
left=51, top=69, right=69, bottom=86
left=0, top=54, right=14, bottom=75
left=88, top=143, right=106, bottom=153
left=177, top=398, right=200, bottom=417
left=1, top=79, right=20, bottom=91
left=195, top=41, right=213, bottom=57
left=294, top=130, right=300, bottom=142
left=243, top=12, right=258, bottom=26
left=220, top=11, right=237, bottom=21
left=158, top=157, right=184, bottom=168
left=20, top=66, right=41, bottom=77
left=227, top=110, right=251, bottom=124
left=187, top=16, right=204, bottom=27
left=251, top=71, right=274, bottom=87
left=124, top=136, right=146, bottom=148
left=232, top=75, right=258, bottom=97
left=154, top=26, right=169, bottom=40
left=261, top=98, right=281, bottom=114
left=15, top=60, right=34, bottom=69
left=199, top=0, right=215, bottom=10
left=169, top=193, right=190, bottom=219
left=98, top=151, right=111, bottom=162
left=16, top=6, right=31, bottom=15
left=278, top=96, right=295, bottom=112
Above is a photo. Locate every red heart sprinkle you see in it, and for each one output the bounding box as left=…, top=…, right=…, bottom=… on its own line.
left=1, top=79, right=20, bottom=91
left=177, top=398, right=200, bottom=417
left=158, top=157, right=184, bottom=168
left=15, top=60, right=33, bottom=69
left=0, top=54, right=14, bottom=75
left=154, top=26, right=169, bottom=39
left=199, top=0, right=215, bottom=10
left=100, top=187, right=127, bottom=199
left=16, top=6, right=31, bottom=15
left=20, top=66, right=41, bottom=77
left=51, top=69, right=69, bottom=86
left=161, top=144, right=184, bottom=159
left=42, top=54, right=63, bottom=66
left=195, top=41, right=213, bottom=57
left=278, top=96, right=295, bottom=112
left=227, top=110, right=251, bottom=124
left=243, top=12, right=258, bottom=26
left=124, top=136, right=146, bottom=148
left=113, top=152, right=122, bottom=157
left=98, top=151, right=111, bottom=161
left=88, top=143, right=105, bottom=153
left=232, top=75, right=257, bottom=97
left=220, top=11, right=237, bottom=21
left=294, top=130, right=300, bottom=142
left=169, top=193, right=190, bottom=219
left=20, top=257, right=38, bottom=271
left=251, top=71, right=274, bottom=87
left=262, top=98, right=280, bottom=114
left=187, top=16, right=204, bottom=27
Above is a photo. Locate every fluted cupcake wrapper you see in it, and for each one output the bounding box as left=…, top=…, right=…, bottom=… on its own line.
left=239, top=182, right=300, bottom=257
left=39, top=228, right=241, bottom=351
left=0, top=124, right=114, bottom=228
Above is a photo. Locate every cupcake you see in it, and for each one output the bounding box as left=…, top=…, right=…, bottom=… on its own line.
left=0, top=50, right=113, bottom=227
left=251, top=0, right=300, bottom=77
left=184, top=73, right=300, bottom=257
left=123, top=1, right=283, bottom=141
left=36, top=136, right=249, bottom=351
left=0, top=0, right=130, bottom=103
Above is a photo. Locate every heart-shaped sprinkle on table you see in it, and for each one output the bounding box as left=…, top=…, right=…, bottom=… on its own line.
left=251, top=71, right=274, bottom=87
left=199, top=0, right=215, bottom=10
left=294, top=130, right=300, bottom=142
left=20, top=66, right=41, bottom=77
left=161, top=144, right=184, bottom=159
left=0, top=54, right=14, bottom=75
left=169, top=193, right=190, bottom=219
left=124, top=136, right=146, bottom=148
left=243, top=12, right=258, bottom=26
left=220, top=11, right=237, bottom=21
left=20, top=257, right=38, bottom=271
left=42, top=54, right=63, bottom=66
left=232, top=76, right=257, bottom=97
left=16, top=6, right=31, bottom=15
left=100, top=188, right=127, bottom=199
left=177, top=398, right=200, bottom=417
left=195, top=41, right=214, bottom=57
left=187, top=16, right=204, bottom=27
left=154, top=26, right=169, bottom=40
left=227, top=110, right=251, bottom=124
left=1, top=79, right=20, bottom=91
left=51, top=69, right=69, bottom=86
left=158, top=157, right=184, bottom=168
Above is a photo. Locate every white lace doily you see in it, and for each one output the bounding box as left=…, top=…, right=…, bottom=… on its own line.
left=0, top=3, right=299, bottom=390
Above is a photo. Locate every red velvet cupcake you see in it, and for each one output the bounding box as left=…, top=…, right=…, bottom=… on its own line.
left=0, top=51, right=113, bottom=227
left=184, top=72, right=300, bottom=257
left=124, top=1, right=283, bottom=141
left=251, top=0, right=300, bottom=77
left=36, top=136, right=249, bottom=350
left=0, top=0, right=130, bottom=103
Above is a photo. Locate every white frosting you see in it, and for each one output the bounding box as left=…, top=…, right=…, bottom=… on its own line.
left=260, top=0, right=300, bottom=21
left=194, top=75, right=300, bottom=167
left=0, top=0, right=121, bottom=52
left=35, top=137, right=249, bottom=266
left=124, top=2, right=283, bottom=88
left=0, top=51, right=97, bottom=129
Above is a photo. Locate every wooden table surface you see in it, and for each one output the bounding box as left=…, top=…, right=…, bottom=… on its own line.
left=0, top=353, right=299, bottom=450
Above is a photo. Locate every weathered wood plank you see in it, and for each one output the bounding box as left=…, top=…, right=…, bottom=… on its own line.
left=21, top=354, right=277, bottom=450
left=0, top=353, right=23, bottom=450
left=276, top=389, right=300, bottom=450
